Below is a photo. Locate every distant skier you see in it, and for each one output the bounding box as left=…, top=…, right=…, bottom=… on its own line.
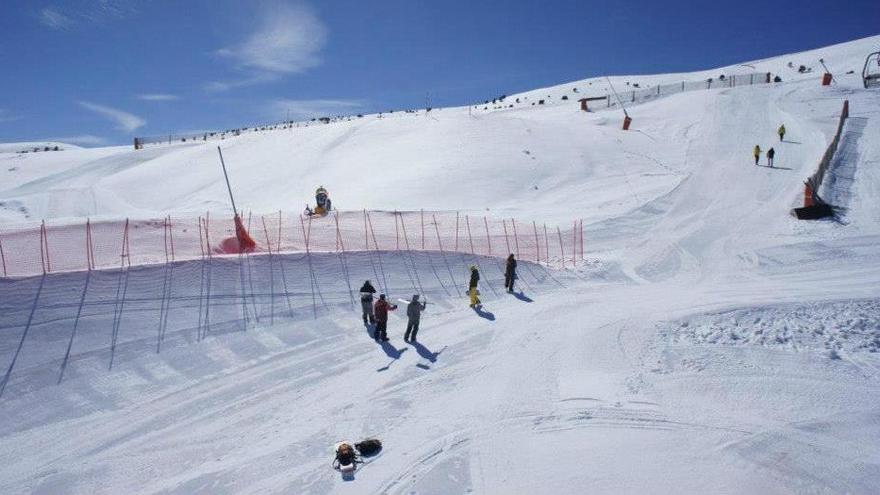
left=753, top=145, right=761, bottom=165
left=504, top=254, right=517, bottom=293
left=468, top=265, right=481, bottom=307
left=373, top=294, right=397, bottom=342
left=404, top=294, right=427, bottom=342
left=777, top=124, right=786, bottom=142
left=359, top=280, right=377, bottom=325
left=767, top=147, right=775, bottom=167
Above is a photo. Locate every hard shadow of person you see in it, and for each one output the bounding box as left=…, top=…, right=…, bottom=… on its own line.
left=473, top=305, right=495, bottom=321
left=364, top=322, right=376, bottom=339
left=377, top=342, right=407, bottom=372
left=380, top=340, right=406, bottom=359
left=513, top=291, right=533, bottom=303
left=411, top=342, right=447, bottom=363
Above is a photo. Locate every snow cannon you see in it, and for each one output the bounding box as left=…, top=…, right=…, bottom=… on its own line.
left=215, top=214, right=258, bottom=254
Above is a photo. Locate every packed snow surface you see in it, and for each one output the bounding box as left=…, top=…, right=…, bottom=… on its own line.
left=1, top=35, right=880, bottom=494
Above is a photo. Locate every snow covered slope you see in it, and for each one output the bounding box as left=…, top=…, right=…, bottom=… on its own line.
left=1, top=35, right=877, bottom=227
left=0, top=35, right=879, bottom=494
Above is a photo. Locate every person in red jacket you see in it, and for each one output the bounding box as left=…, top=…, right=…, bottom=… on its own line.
left=373, top=294, right=397, bottom=342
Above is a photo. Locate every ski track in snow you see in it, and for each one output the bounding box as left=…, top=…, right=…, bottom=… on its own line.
left=1, top=35, right=880, bottom=494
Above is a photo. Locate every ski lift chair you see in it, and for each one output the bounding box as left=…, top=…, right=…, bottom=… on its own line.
left=863, top=50, right=880, bottom=89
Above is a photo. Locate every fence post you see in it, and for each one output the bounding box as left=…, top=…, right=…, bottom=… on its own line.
left=572, top=221, right=577, bottom=266
left=421, top=209, right=425, bottom=250
left=580, top=219, right=584, bottom=261
left=465, top=215, right=475, bottom=254
left=261, top=216, right=275, bottom=326
left=543, top=224, right=550, bottom=265
left=502, top=219, right=511, bottom=256
left=455, top=212, right=460, bottom=252
left=557, top=226, right=566, bottom=269
left=86, top=219, right=94, bottom=270
left=0, top=238, right=6, bottom=277
left=363, top=209, right=369, bottom=250
left=511, top=218, right=520, bottom=259
left=204, top=212, right=212, bottom=257
left=277, top=210, right=283, bottom=251
left=40, top=220, right=51, bottom=274
left=483, top=216, right=492, bottom=256
left=121, top=218, right=131, bottom=268
left=168, top=216, right=175, bottom=262
left=532, top=221, right=540, bottom=263
left=163, top=216, right=169, bottom=264
left=394, top=211, right=400, bottom=251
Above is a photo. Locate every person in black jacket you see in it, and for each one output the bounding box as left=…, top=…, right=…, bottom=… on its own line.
left=359, top=280, right=376, bottom=324
left=468, top=265, right=481, bottom=307
left=504, top=254, right=517, bottom=293
left=767, top=147, right=775, bottom=167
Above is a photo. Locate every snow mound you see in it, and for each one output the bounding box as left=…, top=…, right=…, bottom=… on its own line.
left=664, top=299, right=880, bottom=356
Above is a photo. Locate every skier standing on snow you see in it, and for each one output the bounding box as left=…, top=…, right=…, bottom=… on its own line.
left=777, top=124, right=786, bottom=142
left=504, top=254, right=517, bottom=293
left=359, top=280, right=377, bottom=325
left=373, top=294, right=397, bottom=342
left=767, top=147, right=775, bottom=167
left=468, top=265, right=481, bottom=307
left=404, top=294, right=427, bottom=342
left=753, top=145, right=762, bottom=165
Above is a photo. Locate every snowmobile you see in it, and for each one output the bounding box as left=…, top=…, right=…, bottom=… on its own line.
left=306, top=186, right=332, bottom=216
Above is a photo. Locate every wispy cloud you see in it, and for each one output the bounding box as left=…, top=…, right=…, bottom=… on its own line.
left=39, top=7, right=75, bottom=30
left=36, top=1, right=138, bottom=30
left=136, top=93, right=180, bottom=101
left=268, top=99, right=365, bottom=121
left=205, top=73, right=280, bottom=92
left=46, top=134, right=109, bottom=146
left=208, top=2, right=327, bottom=92
left=78, top=101, right=145, bottom=132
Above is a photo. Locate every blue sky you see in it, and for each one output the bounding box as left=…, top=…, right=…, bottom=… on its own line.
left=1, top=0, right=878, bottom=146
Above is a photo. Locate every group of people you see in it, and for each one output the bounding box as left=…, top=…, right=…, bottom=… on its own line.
left=356, top=254, right=521, bottom=343
left=359, top=281, right=426, bottom=343
left=753, top=125, right=786, bottom=167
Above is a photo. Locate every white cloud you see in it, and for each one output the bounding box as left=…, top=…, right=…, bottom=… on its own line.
left=46, top=135, right=109, bottom=146
left=39, top=7, right=74, bottom=30
left=37, top=1, right=138, bottom=30
left=205, top=73, right=279, bottom=92
left=209, top=2, right=326, bottom=92
left=137, top=93, right=180, bottom=101
left=78, top=101, right=146, bottom=132
left=268, top=99, right=365, bottom=121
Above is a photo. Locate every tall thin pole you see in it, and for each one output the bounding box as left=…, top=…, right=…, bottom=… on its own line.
left=217, top=147, right=238, bottom=216
left=605, top=76, right=629, bottom=118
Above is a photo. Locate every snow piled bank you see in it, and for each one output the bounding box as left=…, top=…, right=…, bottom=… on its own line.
left=663, top=299, right=880, bottom=356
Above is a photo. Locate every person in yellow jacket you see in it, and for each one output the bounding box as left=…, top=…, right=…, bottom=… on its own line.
left=753, top=145, right=761, bottom=165
left=777, top=124, right=786, bottom=142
